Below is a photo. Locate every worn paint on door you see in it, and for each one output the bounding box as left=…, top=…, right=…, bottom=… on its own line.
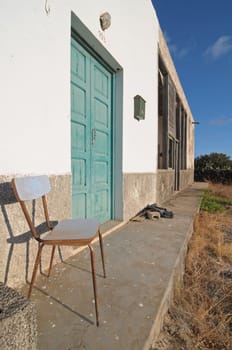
left=71, top=38, right=112, bottom=223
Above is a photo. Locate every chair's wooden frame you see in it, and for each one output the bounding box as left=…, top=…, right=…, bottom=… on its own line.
left=12, top=176, right=106, bottom=326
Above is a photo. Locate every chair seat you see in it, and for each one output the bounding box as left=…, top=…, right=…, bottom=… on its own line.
left=43, top=218, right=100, bottom=243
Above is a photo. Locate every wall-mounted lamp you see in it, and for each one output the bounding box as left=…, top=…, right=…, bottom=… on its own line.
left=100, top=12, right=111, bottom=31
left=134, top=95, right=146, bottom=121
left=192, top=121, right=200, bottom=125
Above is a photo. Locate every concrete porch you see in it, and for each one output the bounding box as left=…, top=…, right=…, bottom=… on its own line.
left=21, top=183, right=206, bottom=350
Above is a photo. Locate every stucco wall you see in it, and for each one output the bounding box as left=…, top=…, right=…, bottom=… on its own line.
left=187, top=117, right=195, bottom=169
left=179, top=169, right=194, bottom=190
left=0, top=0, right=159, bottom=175
left=0, top=175, right=72, bottom=288
left=0, top=0, right=160, bottom=287
left=156, top=169, right=194, bottom=205
left=156, top=170, right=175, bottom=205
left=158, top=28, right=193, bottom=123
left=123, top=173, right=157, bottom=221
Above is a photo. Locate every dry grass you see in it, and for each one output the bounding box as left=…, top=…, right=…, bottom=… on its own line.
left=208, top=182, right=232, bottom=201
left=153, top=184, right=232, bottom=350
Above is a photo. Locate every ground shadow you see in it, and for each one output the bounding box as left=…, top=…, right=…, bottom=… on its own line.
left=63, top=260, right=104, bottom=279
left=0, top=181, right=58, bottom=284
left=33, top=286, right=94, bottom=325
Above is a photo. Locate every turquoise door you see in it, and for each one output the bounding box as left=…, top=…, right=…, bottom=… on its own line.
left=71, top=38, right=113, bottom=223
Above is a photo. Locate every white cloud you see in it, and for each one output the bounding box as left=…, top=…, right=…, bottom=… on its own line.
left=163, top=31, right=177, bottom=53
left=177, top=47, right=191, bottom=58
left=164, top=31, right=194, bottom=58
left=209, top=117, right=232, bottom=126
left=205, top=36, right=232, bottom=59
left=169, top=44, right=178, bottom=55
left=163, top=31, right=171, bottom=44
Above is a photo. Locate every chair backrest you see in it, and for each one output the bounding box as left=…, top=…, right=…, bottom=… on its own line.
left=12, top=175, right=52, bottom=240
left=12, top=175, right=51, bottom=201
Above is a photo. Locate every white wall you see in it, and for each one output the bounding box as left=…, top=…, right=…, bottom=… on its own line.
left=0, top=0, right=159, bottom=175
left=0, top=1, right=70, bottom=175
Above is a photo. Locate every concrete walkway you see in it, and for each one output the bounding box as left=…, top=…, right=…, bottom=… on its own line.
left=26, top=183, right=207, bottom=350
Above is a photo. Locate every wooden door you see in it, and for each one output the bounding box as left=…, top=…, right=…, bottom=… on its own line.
left=71, top=38, right=113, bottom=223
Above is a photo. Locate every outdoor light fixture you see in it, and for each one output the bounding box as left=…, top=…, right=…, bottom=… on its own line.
left=100, top=12, right=111, bottom=31
left=134, top=95, right=146, bottom=121
left=192, top=121, right=200, bottom=125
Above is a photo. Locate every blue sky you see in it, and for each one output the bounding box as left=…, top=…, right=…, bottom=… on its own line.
left=152, top=0, right=232, bottom=158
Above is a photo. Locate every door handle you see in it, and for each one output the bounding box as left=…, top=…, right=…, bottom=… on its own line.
left=91, top=128, right=96, bottom=145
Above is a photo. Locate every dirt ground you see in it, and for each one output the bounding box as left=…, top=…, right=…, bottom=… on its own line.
left=153, top=184, right=232, bottom=350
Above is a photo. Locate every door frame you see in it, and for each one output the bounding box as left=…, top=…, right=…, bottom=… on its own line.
left=71, top=12, right=123, bottom=221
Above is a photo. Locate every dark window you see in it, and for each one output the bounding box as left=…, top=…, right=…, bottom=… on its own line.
left=168, top=78, right=176, bottom=137
left=158, top=54, right=188, bottom=171
left=168, top=138, right=174, bottom=169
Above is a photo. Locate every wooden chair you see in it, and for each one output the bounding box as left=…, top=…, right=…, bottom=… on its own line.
left=12, top=175, right=106, bottom=326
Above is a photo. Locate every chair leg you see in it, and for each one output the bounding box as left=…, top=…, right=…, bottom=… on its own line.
left=47, top=245, right=56, bottom=277
left=88, top=244, right=99, bottom=327
left=98, top=230, right=106, bottom=278
left=28, top=243, right=44, bottom=298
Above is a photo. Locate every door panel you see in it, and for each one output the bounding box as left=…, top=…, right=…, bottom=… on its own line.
left=71, top=38, right=112, bottom=223
left=91, top=57, right=112, bottom=222
left=71, top=40, right=90, bottom=219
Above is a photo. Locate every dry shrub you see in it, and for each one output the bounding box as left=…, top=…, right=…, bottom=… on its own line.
left=208, top=182, right=232, bottom=200
left=153, top=185, right=232, bottom=350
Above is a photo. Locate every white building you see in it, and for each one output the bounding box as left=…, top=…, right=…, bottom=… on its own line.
left=0, top=0, right=194, bottom=286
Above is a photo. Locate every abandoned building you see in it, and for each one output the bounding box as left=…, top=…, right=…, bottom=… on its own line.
left=0, top=0, right=194, bottom=287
